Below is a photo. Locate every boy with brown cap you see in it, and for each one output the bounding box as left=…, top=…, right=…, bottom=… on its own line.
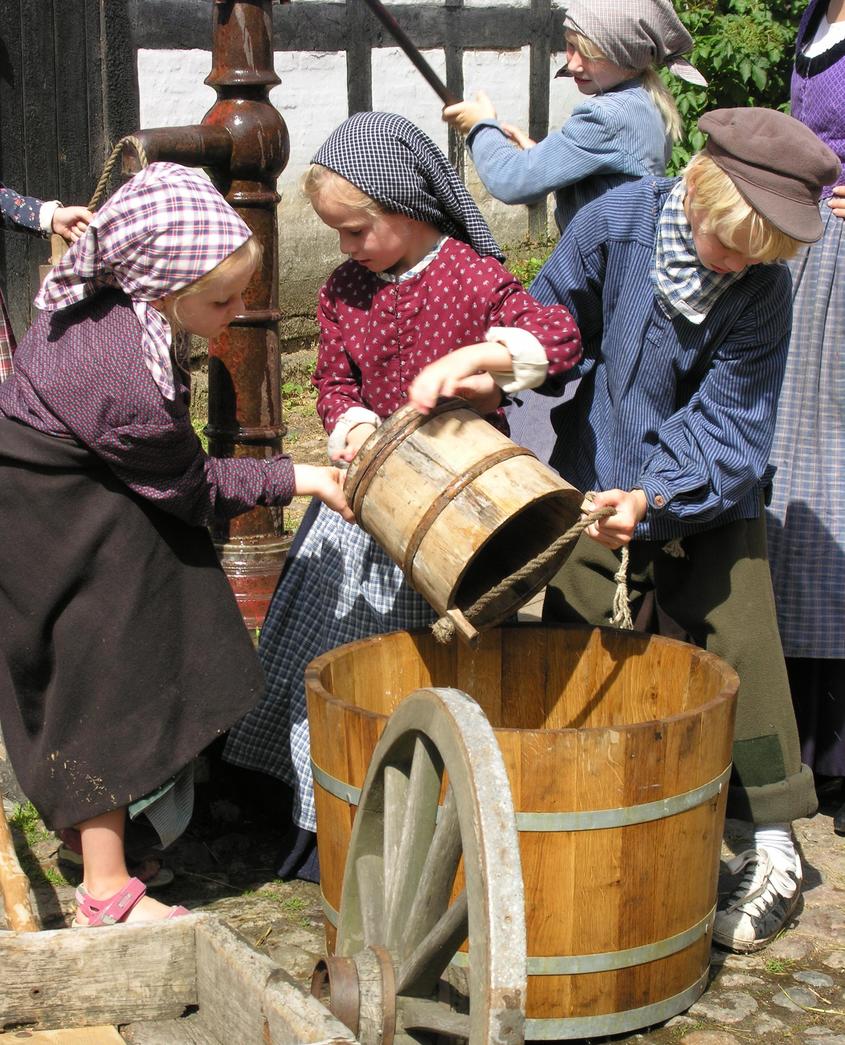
left=409, top=107, right=840, bottom=953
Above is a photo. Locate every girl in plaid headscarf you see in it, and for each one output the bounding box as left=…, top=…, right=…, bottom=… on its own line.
left=0, top=162, right=351, bottom=928
left=223, top=112, right=582, bottom=881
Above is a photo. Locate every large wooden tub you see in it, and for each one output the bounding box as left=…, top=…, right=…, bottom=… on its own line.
left=306, top=624, right=739, bottom=1041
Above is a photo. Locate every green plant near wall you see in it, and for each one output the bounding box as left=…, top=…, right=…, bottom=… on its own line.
left=665, top=0, right=806, bottom=172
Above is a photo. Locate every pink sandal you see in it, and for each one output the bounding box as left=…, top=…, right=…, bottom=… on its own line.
left=73, top=877, right=189, bottom=927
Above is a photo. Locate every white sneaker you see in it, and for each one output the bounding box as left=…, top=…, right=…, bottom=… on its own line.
left=712, top=847, right=802, bottom=953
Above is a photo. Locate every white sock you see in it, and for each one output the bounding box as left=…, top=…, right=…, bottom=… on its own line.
left=754, top=823, right=798, bottom=870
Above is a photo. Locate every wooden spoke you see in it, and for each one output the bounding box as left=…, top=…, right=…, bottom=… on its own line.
left=384, top=734, right=443, bottom=951
left=383, top=761, right=409, bottom=909
left=396, top=890, right=468, bottom=996
left=397, top=996, right=471, bottom=1038
left=401, top=786, right=462, bottom=959
left=355, top=852, right=384, bottom=947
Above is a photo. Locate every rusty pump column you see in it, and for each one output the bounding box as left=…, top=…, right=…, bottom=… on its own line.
left=123, top=0, right=289, bottom=628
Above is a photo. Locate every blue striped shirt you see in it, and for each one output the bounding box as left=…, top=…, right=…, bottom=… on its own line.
left=466, top=79, right=670, bottom=232
left=531, top=177, right=793, bottom=540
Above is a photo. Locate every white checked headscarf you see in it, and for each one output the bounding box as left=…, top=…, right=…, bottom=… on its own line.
left=36, top=162, right=252, bottom=400
left=564, top=0, right=707, bottom=86
left=313, top=111, right=505, bottom=261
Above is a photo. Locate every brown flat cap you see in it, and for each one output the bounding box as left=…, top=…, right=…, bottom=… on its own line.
left=698, top=108, right=841, bottom=242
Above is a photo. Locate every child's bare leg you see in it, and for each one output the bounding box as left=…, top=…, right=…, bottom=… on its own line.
left=76, top=808, right=174, bottom=924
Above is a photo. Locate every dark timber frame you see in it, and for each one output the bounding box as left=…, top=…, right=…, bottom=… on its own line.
left=0, top=0, right=562, bottom=338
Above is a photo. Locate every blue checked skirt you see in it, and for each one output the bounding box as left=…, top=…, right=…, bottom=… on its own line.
left=223, top=501, right=435, bottom=831
left=766, top=205, right=845, bottom=660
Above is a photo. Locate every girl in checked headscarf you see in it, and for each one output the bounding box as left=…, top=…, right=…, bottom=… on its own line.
left=0, top=162, right=350, bottom=927
left=223, top=111, right=582, bottom=879
left=444, top=0, right=706, bottom=235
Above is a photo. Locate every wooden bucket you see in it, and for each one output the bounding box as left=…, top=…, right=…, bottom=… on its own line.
left=343, top=399, right=583, bottom=641
left=306, top=625, right=739, bottom=1041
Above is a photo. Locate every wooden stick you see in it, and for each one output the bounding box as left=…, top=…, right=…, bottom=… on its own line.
left=359, top=0, right=461, bottom=105
left=0, top=791, right=40, bottom=931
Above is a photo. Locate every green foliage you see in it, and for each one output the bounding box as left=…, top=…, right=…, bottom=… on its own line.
left=505, top=239, right=556, bottom=287
left=665, top=0, right=805, bottom=172
left=191, top=413, right=209, bottom=453
left=10, top=801, right=49, bottom=846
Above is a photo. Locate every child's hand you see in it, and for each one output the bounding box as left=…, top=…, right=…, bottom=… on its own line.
left=408, top=343, right=511, bottom=414
left=454, top=373, right=504, bottom=415
left=294, top=464, right=354, bottom=522
left=442, top=92, right=497, bottom=136
left=828, top=185, right=845, bottom=220
left=501, top=123, right=536, bottom=150
left=335, top=423, right=376, bottom=464
left=51, top=206, right=93, bottom=244
left=582, top=489, right=648, bottom=549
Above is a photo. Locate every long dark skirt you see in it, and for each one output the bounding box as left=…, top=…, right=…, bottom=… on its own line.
left=787, top=657, right=845, bottom=778
left=0, top=419, right=265, bottom=830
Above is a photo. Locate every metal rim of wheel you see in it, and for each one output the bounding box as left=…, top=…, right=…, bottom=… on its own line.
left=311, top=686, right=526, bottom=1044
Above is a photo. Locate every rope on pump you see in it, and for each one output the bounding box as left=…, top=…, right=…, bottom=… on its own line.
left=88, top=135, right=149, bottom=211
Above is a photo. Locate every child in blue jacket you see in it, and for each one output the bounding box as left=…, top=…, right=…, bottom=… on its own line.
left=410, top=107, right=840, bottom=954
left=443, top=0, right=705, bottom=234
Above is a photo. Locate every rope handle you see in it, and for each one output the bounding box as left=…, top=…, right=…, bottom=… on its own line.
left=45, top=136, right=150, bottom=273
left=431, top=501, right=631, bottom=644
left=87, top=135, right=149, bottom=211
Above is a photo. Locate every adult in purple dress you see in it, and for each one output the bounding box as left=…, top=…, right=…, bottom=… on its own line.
left=766, top=0, right=845, bottom=833
left=0, top=162, right=350, bottom=926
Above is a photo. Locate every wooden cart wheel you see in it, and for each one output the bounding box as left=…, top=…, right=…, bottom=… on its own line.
left=311, top=687, right=526, bottom=1044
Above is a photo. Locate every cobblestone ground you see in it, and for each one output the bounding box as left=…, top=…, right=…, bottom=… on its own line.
left=2, top=748, right=845, bottom=1043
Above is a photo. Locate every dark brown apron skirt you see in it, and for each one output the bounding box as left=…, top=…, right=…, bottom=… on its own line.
left=0, top=418, right=265, bottom=829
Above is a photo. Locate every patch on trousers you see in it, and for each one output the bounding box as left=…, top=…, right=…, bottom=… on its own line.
left=731, top=735, right=787, bottom=788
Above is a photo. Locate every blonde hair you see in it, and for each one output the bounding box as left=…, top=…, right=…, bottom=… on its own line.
left=565, top=30, right=682, bottom=142
left=301, top=164, right=384, bottom=218
left=164, top=236, right=262, bottom=329
left=682, top=154, right=801, bottom=263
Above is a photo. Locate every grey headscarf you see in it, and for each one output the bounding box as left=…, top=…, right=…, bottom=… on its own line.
left=312, top=111, right=504, bottom=261
left=564, top=0, right=707, bottom=86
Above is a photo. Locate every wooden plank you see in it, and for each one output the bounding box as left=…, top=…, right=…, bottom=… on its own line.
left=19, top=1028, right=124, bottom=1044
left=99, top=0, right=141, bottom=160
left=129, top=0, right=566, bottom=53
left=121, top=1012, right=217, bottom=1044
left=19, top=0, right=58, bottom=324
left=444, top=0, right=466, bottom=176
left=53, top=0, right=90, bottom=203
left=345, top=0, right=373, bottom=116
left=194, top=917, right=280, bottom=1043
left=0, top=917, right=198, bottom=1030
left=527, top=0, right=553, bottom=240
left=193, top=918, right=356, bottom=1044
left=263, top=967, right=358, bottom=1044
left=0, top=0, right=33, bottom=341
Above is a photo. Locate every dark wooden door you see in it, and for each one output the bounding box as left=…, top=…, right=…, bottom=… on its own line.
left=0, top=0, right=138, bottom=341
